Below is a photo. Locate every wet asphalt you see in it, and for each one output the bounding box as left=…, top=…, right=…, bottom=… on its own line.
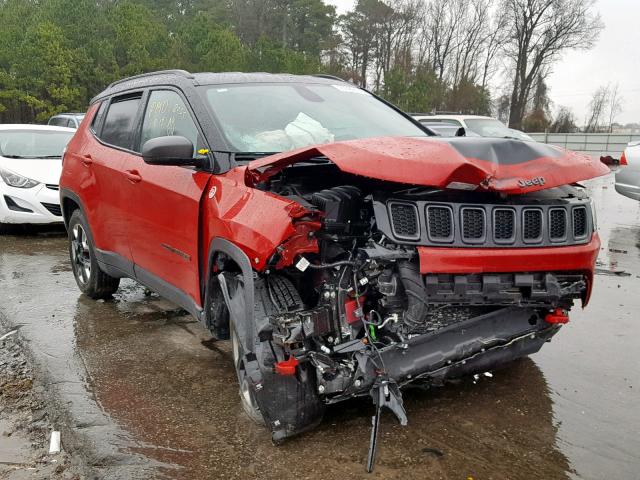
left=0, top=172, right=639, bottom=479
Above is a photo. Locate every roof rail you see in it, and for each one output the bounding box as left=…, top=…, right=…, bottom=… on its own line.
left=108, top=69, right=194, bottom=89
left=312, top=74, right=347, bottom=82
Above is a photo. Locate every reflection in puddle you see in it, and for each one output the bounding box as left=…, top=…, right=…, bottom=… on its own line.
left=74, top=288, right=571, bottom=479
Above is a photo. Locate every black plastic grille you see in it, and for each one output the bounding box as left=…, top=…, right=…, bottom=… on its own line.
left=382, top=199, right=592, bottom=247
left=549, top=209, right=567, bottom=240
left=573, top=207, right=587, bottom=237
left=45, top=184, right=59, bottom=191
left=494, top=209, right=515, bottom=241
left=41, top=202, right=62, bottom=216
left=462, top=208, right=485, bottom=240
left=426, top=206, right=452, bottom=239
left=389, top=203, right=419, bottom=239
left=523, top=209, right=542, bottom=241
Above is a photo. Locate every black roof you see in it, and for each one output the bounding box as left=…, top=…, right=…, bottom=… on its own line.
left=91, top=70, right=347, bottom=104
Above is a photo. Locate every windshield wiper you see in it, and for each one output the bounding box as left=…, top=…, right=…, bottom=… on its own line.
left=232, top=152, right=278, bottom=162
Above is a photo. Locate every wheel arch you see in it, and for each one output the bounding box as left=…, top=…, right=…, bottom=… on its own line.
left=60, top=188, right=84, bottom=230
left=206, top=238, right=256, bottom=352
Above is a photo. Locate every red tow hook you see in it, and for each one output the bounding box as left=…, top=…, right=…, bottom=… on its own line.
left=274, top=356, right=299, bottom=376
left=545, top=308, right=569, bottom=324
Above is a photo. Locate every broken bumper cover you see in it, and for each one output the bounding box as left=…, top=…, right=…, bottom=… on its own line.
left=334, top=306, right=558, bottom=401
left=253, top=305, right=559, bottom=441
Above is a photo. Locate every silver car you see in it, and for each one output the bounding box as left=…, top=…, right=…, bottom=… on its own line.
left=615, top=141, right=640, bottom=200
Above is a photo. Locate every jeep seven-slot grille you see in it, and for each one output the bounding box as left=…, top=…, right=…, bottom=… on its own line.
left=426, top=206, right=453, bottom=240
left=494, top=209, right=515, bottom=241
left=549, top=209, right=567, bottom=240
left=384, top=200, right=592, bottom=248
left=389, top=202, right=419, bottom=239
left=573, top=207, right=587, bottom=237
left=462, top=208, right=485, bottom=241
left=523, top=209, right=542, bottom=240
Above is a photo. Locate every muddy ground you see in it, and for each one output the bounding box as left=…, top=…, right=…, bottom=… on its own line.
left=0, top=173, right=638, bottom=479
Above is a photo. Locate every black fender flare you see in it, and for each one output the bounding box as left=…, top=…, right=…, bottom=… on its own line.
left=206, top=238, right=255, bottom=353
left=59, top=188, right=86, bottom=229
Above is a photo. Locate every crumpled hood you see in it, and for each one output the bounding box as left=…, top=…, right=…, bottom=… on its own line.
left=246, top=136, right=609, bottom=194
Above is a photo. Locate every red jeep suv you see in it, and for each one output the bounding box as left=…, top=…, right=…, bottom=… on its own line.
left=60, top=70, right=607, bottom=465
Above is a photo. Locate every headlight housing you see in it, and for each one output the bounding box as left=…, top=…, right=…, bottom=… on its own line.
left=0, top=168, right=40, bottom=188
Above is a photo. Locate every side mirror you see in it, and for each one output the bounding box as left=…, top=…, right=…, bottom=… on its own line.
left=142, top=136, right=204, bottom=167
left=455, top=127, right=466, bottom=137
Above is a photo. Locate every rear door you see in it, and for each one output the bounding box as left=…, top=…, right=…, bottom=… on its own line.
left=83, top=93, right=144, bottom=271
left=123, top=88, right=211, bottom=309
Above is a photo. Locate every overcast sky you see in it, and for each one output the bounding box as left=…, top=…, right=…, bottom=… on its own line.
left=325, top=0, right=640, bottom=125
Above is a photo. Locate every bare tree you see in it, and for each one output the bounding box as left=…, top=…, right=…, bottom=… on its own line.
left=607, top=83, right=623, bottom=133
left=502, top=0, right=603, bottom=129
left=585, top=86, right=609, bottom=133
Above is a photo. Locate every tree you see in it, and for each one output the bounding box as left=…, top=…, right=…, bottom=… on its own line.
left=585, top=86, right=609, bottom=133
left=550, top=106, right=577, bottom=133
left=502, top=0, right=603, bottom=129
left=607, top=83, right=623, bottom=133
left=522, top=75, right=551, bottom=132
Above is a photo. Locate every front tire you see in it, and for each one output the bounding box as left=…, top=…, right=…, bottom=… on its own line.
left=68, top=209, right=120, bottom=299
left=230, top=321, right=264, bottom=425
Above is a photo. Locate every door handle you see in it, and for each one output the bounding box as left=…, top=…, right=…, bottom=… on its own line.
left=81, top=154, right=93, bottom=166
left=124, top=169, right=142, bottom=183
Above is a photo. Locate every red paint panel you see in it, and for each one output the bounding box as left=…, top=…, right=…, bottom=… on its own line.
left=418, top=234, right=600, bottom=305
left=417, top=234, right=600, bottom=274
left=201, top=167, right=320, bottom=272
left=247, top=137, right=609, bottom=194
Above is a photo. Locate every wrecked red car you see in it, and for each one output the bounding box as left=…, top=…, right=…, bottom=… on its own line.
left=60, top=71, right=608, bottom=468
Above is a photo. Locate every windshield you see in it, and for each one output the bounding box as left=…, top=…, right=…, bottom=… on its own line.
left=464, top=118, right=523, bottom=139
left=0, top=130, right=73, bottom=158
left=202, top=83, right=428, bottom=153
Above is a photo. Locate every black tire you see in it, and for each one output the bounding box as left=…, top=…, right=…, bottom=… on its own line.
left=230, top=319, right=265, bottom=425
left=232, top=274, right=325, bottom=439
left=67, top=209, right=120, bottom=299
left=205, top=275, right=230, bottom=340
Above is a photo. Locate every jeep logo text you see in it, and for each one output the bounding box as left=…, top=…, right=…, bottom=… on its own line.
left=518, top=176, right=546, bottom=188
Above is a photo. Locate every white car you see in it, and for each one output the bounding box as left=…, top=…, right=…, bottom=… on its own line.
left=615, top=141, right=640, bottom=200
left=412, top=114, right=534, bottom=141
left=0, top=125, right=75, bottom=231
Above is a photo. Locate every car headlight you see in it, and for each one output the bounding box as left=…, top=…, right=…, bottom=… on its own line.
left=589, top=198, right=598, bottom=231
left=0, top=168, right=40, bottom=188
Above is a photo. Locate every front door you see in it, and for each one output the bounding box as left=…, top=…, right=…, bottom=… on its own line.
left=123, top=89, right=211, bottom=310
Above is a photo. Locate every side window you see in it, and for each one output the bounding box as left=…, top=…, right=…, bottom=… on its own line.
left=140, top=90, right=201, bottom=157
left=100, top=95, right=142, bottom=150
left=91, top=102, right=108, bottom=134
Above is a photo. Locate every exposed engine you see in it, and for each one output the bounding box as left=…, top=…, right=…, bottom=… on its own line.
left=259, top=171, right=592, bottom=401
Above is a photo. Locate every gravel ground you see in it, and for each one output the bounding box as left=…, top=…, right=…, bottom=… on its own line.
left=0, top=329, right=82, bottom=479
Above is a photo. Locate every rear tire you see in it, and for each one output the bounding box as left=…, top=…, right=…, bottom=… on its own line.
left=68, top=209, right=120, bottom=299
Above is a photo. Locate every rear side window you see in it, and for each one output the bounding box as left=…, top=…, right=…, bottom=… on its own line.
left=140, top=90, right=201, bottom=156
left=101, top=95, right=142, bottom=150
left=91, top=102, right=108, bottom=133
